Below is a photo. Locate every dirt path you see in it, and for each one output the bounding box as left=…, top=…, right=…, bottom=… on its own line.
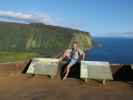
left=0, top=74, right=132, bottom=100
left=0, top=62, right=132, bottom=100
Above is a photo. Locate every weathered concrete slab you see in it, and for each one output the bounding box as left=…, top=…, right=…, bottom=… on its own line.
left=131, top=64, right=133, bottom=70
left=27, top=58, right=113, bottom=82
left=80, top=61, right=113, bottom=82
left=26, top=58, right=59, bottom=78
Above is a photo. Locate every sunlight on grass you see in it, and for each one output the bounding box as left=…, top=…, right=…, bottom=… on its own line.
left=0, top=52, right=40, bottom=63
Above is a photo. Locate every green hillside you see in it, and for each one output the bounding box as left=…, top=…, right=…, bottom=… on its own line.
left=0, top=21, right=93, bottom=62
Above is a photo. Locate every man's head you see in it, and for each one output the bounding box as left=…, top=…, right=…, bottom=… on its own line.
left=72, top=41, right=79, bottom=49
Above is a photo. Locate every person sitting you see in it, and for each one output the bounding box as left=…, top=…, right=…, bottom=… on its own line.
left=59, top=41, right=85, bottom=80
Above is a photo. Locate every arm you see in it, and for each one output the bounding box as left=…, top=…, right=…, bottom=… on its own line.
left=82, top=52, right=85, bottom=60
left=59, top=49, right=69, bottom=62
left=79, top=49, right=85, bottom=61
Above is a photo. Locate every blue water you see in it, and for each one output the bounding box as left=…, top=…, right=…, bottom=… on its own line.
left=86, top=37, right=133, bottom=64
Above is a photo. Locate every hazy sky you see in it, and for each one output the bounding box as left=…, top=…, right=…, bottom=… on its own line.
left=0, top=0, right=132, bottom=36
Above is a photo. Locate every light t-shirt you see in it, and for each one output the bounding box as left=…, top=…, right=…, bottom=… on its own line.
left=65, top=48, right=84, bottom=60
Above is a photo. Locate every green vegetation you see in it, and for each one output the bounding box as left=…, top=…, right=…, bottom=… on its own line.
left=0, top=52, right=40, bottom=63
left=0, top=21, right=93, bottom=62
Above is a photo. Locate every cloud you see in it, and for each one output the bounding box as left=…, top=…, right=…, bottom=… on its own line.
left=106, top=32, right=133, bottom=37
left=94, top=32, right=133, bottom=38
left=0, top=10, right=53, bottom=24
left=0, top=10, right=82, bottom=31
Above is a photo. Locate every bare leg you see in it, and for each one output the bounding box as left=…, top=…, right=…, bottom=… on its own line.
left=63, top=64, right=72, bottom=80
left=63, top=66, right=67, bottom=73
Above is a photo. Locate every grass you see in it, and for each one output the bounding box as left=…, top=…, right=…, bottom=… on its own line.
left=0, top=52, right=40, bottom=63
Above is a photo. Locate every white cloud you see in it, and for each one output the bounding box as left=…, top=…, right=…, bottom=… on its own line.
left=93, top=32, right=133, bottom=38
left=0, top=10, right=53, bottom=25
left=0, top=10, right=83, bottom=31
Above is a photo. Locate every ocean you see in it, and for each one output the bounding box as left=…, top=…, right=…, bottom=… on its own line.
left=86, top=37, right=133, bottom=64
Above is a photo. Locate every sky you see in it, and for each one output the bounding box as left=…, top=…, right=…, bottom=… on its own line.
left=0, top=0, right=132, bottom=37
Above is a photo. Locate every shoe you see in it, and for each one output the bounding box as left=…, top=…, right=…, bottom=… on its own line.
left=63, top=76, right=67, bottom=80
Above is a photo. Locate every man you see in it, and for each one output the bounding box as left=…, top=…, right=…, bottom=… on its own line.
left=59, top=41, right=85, bottom=80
